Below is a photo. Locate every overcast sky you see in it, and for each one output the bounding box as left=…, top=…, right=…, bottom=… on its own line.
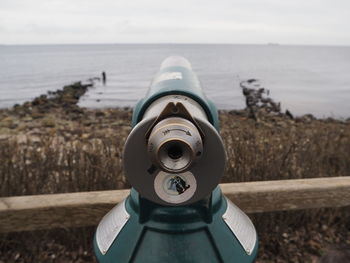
left=0, top=0, right=349, bottom=45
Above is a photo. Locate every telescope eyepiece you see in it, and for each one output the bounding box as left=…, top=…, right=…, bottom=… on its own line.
left=158, top=139, right=193, bottom=173
left=148, top=117, right=203, bottom=173
left=167, top=144, right=183, bottom=159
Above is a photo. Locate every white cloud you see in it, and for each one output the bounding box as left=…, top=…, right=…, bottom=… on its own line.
left=0, top=0, right=349, bottom=45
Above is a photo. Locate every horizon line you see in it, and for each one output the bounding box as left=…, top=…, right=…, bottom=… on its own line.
left=1, top=42, right=350, bottom=47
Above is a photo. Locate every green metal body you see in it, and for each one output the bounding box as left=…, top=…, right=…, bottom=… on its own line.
left=131, top=65, right=220, bottom=130
left=93, top=59, right=258, bottom=262
left=94, top=187, right=258, bottom=263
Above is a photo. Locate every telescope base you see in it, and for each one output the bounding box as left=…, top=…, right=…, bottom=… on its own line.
left=93, top=187, right=258, bottom=263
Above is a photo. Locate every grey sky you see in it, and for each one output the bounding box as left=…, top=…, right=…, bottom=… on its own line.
left=0, top=0, right=349, bottom=45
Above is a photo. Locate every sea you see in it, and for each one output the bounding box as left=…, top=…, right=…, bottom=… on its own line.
left=0, top=44, right=349, bottom=118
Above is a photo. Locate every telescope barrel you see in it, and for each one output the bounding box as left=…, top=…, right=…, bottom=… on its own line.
left=131, top=56, right=220, bottom=129
left=123, top=56, right=226, bottom=206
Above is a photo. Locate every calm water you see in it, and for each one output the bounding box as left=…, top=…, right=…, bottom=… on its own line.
left=0, top=44, right=349, bottom=118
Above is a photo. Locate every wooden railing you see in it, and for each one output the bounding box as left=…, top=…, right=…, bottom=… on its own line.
left=1, top=177, right=350, bottom=233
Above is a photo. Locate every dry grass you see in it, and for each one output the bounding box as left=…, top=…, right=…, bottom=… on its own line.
left=0, top=108, right=350, bottom=263
left=0, top=136, right=127, bottom=197
left=1, top=111, right=349, bottom=197
left=220, top=112, right=350, bottom=183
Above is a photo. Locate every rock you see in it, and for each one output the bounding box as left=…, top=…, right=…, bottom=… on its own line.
left=16, top=134, right=28, bottom=144
left=82, top=120, right=93, bottom=126
left=26, top=128, right=44, bottom=136
left=22, top=116, right=33, bottom=122
left=42, top=117, right=56, bottom=128
left=285, top=109, right=294, bottom=119
left=123, top=106, right=131, bottom=111
left=276, top=121, right=288, bottom=128
left=228, top=110, right=246, bottom=116
left=70, top=107, right=84, bottom=114
left=111, top=121, right=124, bottom=128
left=62, top=97, right=78, bottom=104
left=296, top=114, right=316, bottom=123
left=31, top=112, right=46, bottom=119
left=32, top=95, right=48, bottom=106
left=325, top=117, right=337, bottom=123
left=0, top=134, right=11, bottom=141
left=95, top=111, right=105, bottom=117
left=303, top=114, right=316, bottom=120
left=0, top=128, right=11, bottom=135
left=81, top=133, right=90, bottom=139
left=0, top=116, right=18, bottom=129
left=67, top=113, right=80, bottom=121
left=16, top=123, right=28, bottom=132
left=29, top=136, right=41, bottom=144
left=1, top=116, right=13, bottom=122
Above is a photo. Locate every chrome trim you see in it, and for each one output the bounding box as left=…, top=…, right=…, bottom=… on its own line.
left=96, top=199, right=130, bottom=255
left=222, top=197, right=257, bottom=255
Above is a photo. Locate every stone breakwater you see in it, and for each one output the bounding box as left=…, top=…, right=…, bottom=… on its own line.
left=0, top=80, right=132, bottom=142
left=0, top=79, right=349, bottom=144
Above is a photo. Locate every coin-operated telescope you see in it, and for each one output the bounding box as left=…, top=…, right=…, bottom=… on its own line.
left=93, top=56, right=258, bottom=262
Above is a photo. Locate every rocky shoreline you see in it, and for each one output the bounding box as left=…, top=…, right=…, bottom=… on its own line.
left=0, top=81, right=132, bottom=143
left=0, top=80, right=348, bottom=143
